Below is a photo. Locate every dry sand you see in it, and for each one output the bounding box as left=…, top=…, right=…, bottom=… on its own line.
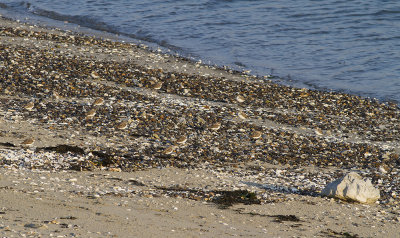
left=0, top=16, right=400, bottom=237
left=1, top=167, right=399, bottom=238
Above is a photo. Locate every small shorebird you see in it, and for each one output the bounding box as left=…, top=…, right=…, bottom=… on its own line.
left=175, top=135, right=187, bottom=145
left=116, top=121, right=128, bottom=130
left=238, top=111, right=248, bottom=120
left=152, top=81, right=163, bottom=90
left=250, top=130, right=262, bottom=140
left=315, top=128, right=323, bottom=136
left=85, top=108, right=96, bottom=120
left=91, top=71, right=100, bottom=79
left=202, top=105, right=211, bottom=110
left=379, top=164, right=389, bottom=174
left=93, top=98, right=105, bottom=106
left=24, top=102, right=35, bottom=111
left=236, top=95, right=245, bottom=103
left=21, top=138, right=35, bottom=147
left=210, top=122, right=221, bottom=131
left=52, top=91, right=61, bottom=100
left=162, top=145, right=177, bottom=155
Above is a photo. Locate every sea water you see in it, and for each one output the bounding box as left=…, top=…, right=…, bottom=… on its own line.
left=1, top=0, right=400, bottom=103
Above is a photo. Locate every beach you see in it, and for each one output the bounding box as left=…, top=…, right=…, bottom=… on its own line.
left=0, top=16, right=400, bottom=237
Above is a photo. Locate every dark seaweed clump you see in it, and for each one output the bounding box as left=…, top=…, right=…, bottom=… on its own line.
left=212, top=190, right=260, bottom=209
left=321, top=229, right=359, bottom=238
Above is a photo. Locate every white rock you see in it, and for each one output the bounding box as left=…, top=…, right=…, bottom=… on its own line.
left=321, top=172, right=380, bottom=204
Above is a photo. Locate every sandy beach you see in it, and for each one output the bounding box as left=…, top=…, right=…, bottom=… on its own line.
left=1, top=16, right=400, bottom=237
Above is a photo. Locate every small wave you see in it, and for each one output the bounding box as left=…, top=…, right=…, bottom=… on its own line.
left=234, top=61, right=246, bottom=67
left=0, top=1, right=116, bottom=33
left=29, top=7, right=117, bottom=33
left=0, top=1, right=32, bottom=11
left=1, top=1, right=186, bottom=54
left=374, top=9, right=400, bottom=16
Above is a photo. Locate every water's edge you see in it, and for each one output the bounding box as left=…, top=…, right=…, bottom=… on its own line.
left=0, top=2, right=399, bottom=106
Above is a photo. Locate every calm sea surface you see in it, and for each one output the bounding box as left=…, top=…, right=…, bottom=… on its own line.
left=1, top=0, right=400, bottom=103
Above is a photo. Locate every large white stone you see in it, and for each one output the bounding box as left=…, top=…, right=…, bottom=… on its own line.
left=321, top=172, right=380, bottom=204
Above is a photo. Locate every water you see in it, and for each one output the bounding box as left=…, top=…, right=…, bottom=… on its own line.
left=1, top=0, right=400, bottom=103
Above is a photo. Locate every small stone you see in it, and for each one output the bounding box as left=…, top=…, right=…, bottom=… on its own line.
left=321, top=172, right=380, bottom=204
left=24, top=223, right=46, bottom=229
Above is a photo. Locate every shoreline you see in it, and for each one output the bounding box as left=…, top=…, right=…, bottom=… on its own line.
left=1, top=17, right=400, bottom=237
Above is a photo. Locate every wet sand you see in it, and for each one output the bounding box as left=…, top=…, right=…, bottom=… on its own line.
left=0, top=17, right=400, bottom=237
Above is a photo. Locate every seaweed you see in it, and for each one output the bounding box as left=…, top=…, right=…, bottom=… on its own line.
left=36, top=144, right=85, bottom=154
left=321, top=229, right=360, bottom=238
left=91, top=151, right=115, bottom=166
left=212, top=190, right=261, bottom=209
left=0, top=142, right=15, bottom=147
left=270, top=214, right=300, bottom=223
left=154, top=186, right=260, bottom=209
left=233, top=209, right=303, bottom=225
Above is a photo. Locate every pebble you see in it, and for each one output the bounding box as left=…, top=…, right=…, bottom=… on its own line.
left=24, top=223, right=46, bottom=229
